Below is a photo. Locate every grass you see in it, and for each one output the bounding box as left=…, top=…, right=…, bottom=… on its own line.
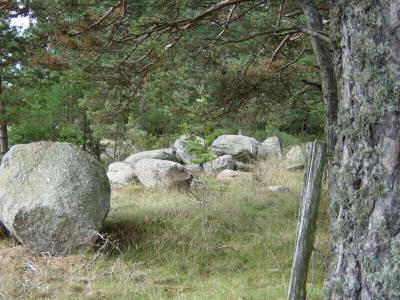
left=0, top=158, right=330, bottom=299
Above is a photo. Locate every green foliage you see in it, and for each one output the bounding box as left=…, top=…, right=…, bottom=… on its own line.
left=186, top=137, right=216, bottom=164
left=3, top=1, right=325, bottom=157
left=8, top=70, right=88, bottom=146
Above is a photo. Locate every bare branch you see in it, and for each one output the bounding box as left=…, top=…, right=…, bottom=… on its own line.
left=69, top=1, right=123, bottom=36
left=215, top=4, right=237, bottom=38
left=276, top=0, right=285, bottom=28
left=183, top=0, right=251, bottom=29
left=279, top=48, right=310, bottom=77
left=220, top=28, right=299, bottom=45
left=266, top=34, right=292, bottom=71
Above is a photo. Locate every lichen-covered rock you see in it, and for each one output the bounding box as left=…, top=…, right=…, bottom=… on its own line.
left=203, top=155, right=236, bottom=175
left=209, top=135, right=260, bottom=162
left=174, top=135, right=205, bottom=164
left=216, top=169, right=254, bottom=181
left=0, top=142, right=110, bottom=256
left=286, top=145, right=305, bottom=163
left=125, top=148, right=180, bottom=168
left=134, top=159, right=192, bottom=187
left=107, top=161, right=137, bottom=188
left=258, top=136, right=283, bottom=159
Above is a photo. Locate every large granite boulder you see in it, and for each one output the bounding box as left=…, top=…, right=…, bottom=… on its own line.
left=209, top=135, right=260, bottom=162
left=107, top=161, right=137, bottom=188
left=258, top=136, right=283, bottom=159
left=174, top=135, right=206, bottom=164
left=286, top=145, right=305, bottom=163
left=0, top=142, right=110, bottom=256
left=125, top=148, right=180, bottom=168
left=203, top=155, right=236, bottom=176
left=134, top=159, right=192, bottom=188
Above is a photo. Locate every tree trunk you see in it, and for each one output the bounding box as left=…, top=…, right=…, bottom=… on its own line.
left=300, top=0, right=338, bottom=166
left=0, top=121, right=8, bottom=156
left=326, top=1, right=400, bottom=299
left=0, top=77, right=8, bottom=157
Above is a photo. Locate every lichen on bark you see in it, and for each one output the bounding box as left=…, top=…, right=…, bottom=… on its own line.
left=326, top=1, right=400, bottom=299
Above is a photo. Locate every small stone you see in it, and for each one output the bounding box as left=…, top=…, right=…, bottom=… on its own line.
left=216, top=169, right=254, bottom=181
left=268, top=185, right=290, bottom=193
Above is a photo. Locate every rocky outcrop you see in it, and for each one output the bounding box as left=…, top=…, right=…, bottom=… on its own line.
left=125, top=148, right=180, bottom=168
left=134, top=159, right=192, bottom=187
left=107, top=161, right=137, bottom=188
left=258, top=136, right=283, bottom=159
left=210, top=135, right=260, bottom=162
left=0, top=142, right=110, bottom=256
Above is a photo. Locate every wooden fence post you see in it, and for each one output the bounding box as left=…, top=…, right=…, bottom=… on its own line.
left=288, top=141, right=326, bottom=300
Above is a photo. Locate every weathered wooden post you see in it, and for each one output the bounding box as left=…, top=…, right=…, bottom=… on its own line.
left=288, top=141, right=326, bottom=300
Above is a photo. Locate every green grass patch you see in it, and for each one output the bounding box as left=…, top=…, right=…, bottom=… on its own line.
left=0, top=158, right=329, bottom=299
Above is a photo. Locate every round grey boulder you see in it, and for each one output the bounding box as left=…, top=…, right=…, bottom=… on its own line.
left=258, top=136, right=283, bottom=159
left=209, top=135, right=260, bottom=162
left=107, top=161, right=138, bottom=189
left=0, top=142, right=111, bottom=256
left=134, top=159, right=192, bottom=188
left=125, top=148, right=180, bottom=168
left=203, top=155, right=236, bottom=176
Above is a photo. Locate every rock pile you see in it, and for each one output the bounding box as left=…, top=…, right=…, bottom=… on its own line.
left=106, top=134, right=309, bottom=188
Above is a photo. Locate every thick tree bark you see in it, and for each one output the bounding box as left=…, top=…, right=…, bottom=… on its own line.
left=0, top=121, right=8, bottom=156
left=300, top=0, right=338, bottom=165
left=326, top=1, right=400, bottom=299
left=0, top=77, right=8, bottom=157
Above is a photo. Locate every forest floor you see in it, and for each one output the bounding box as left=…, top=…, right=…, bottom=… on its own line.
left=0, top=158, right=330, bottom=300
